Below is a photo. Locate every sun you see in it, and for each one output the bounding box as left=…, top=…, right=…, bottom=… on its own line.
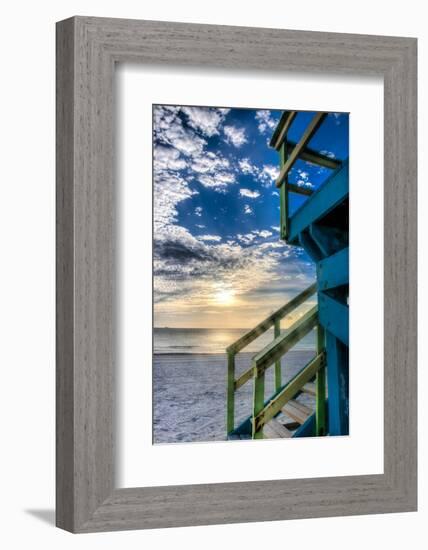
left=214, top=288, right=235, bottom=306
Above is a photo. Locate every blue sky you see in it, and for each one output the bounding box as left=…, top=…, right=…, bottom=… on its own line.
left=153, top=105, right=349, bottom=328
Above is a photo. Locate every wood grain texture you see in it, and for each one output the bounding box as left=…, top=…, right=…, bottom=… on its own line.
left=56, top=16, right=417, bottom=533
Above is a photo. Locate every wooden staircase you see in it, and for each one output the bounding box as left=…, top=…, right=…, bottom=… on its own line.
left=225, top=110, right=349, bottom=440
left=226, top=284, right=327, bottom=439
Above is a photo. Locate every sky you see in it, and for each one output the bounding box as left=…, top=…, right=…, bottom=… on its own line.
left=153, top=105, right=349, bottom=329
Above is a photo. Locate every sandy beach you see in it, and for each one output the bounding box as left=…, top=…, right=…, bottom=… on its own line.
left=153, top=349, right=316, bottom=444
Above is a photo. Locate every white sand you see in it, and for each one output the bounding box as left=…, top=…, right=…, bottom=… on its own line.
left=153, top=349, right=316, bottom=443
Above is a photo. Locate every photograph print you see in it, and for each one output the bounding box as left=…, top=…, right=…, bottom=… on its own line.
left=153, top=104, right=349, bottom=443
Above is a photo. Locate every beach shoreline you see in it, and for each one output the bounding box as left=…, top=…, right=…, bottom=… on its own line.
left=153, top=349, right=316, bottom=444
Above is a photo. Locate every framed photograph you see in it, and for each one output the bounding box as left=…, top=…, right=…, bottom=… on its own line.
left=56, top=17, right=417, bottom=532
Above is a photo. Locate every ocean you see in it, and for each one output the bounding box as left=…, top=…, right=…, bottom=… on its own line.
left=154, top=326, right=316, bottom=355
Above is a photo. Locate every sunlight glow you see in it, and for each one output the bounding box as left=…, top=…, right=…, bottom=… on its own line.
left=213, top=288, right=235, bottom=306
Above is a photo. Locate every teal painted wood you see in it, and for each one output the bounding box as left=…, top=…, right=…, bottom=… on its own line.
left=309, top=224, right=348, bottom=258
left=288, top=161, right=349, bottom=243
left=293, top=413, right=315, bottom=437
left=299, top=230, right=323, bottom=263
left=279, top=141, right=289, bottom=240
left=317, top=247, right=349, bottom=291
left=325, top=331, right=349, bottom=435
left=318, top=292, right=349, bottom=346
left=294, top=402, right=330, bottom=438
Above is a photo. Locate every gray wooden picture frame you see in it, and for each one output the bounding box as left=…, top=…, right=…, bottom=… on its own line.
left=56, top=16, right=417, bottom=533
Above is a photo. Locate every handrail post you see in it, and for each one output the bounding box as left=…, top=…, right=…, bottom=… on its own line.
left=315, top=322, right=326, bottom=436
left=226, top=350, right=235, bottom=435
left=279, top=140, right=289, bottom=241
left=252, top=366, right=265, bottom=439
left=274, top=318, right=281, bottom=391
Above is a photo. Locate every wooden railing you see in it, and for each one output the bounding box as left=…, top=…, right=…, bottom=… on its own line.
left=226, top=283, right=318, bottom=435
left=269, top=110, right=341, bottom=242
left=252, top=318, right=326, bottom=438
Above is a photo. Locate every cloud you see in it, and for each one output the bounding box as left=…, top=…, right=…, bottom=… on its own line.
left=258, top=164, right=280, bottom=186
left=181, top=107, right=230, bottom=137
left=153, top=170, right=198, bottom=233
left=295, top=168, right=315, bottom=189
left=152, top=105, right=315, bottom=315
left=271, top=226, right=280, bottom=232
left=198, top=234, right=222, bottom=242
left=191, top=151, right=229, bottom=174
left=236, top=233, right=257, bottom=245
left=190, top=149, right=236, bottom=193
left=255, top=110, right=278, bottom=134
left=198, top=172, right=236, bottom=191
left=236, top=228, right=274, bottom=245
left=223, top=125, right=247, bottom=147
left=154, top=145, right=187, bottom=171
left=238, top=158, right=258, bottom=175
left=153, top=226, right=286, bottom=305
left=320, top=149, right=336, bottom=159
left=238, top=158, right=280, bottom=190
left=153, top=105, right=206, bottom=157
left=253, top=229, right=273, bottom=238
left=239, top=188, right=260, bottom=199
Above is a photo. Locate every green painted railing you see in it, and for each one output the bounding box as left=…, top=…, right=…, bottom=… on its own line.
left=269, top=110, right=341, bottom=242
left=226, top=282, right=325, bottom=438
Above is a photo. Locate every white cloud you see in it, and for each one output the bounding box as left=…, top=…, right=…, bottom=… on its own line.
left=255, top=229, right=273, bottom=238
left=198, top=172, right=236, bottom=191
left=154, top=145, right=187, bottom=171
left=271, top=226, right=280, bottom=232
left=272, top=191, right=279, bottom=196
left=237, top=233, right=257, bottom=245
left=255, top=110, right=278, bottom=134
left=295, top=168, right=315, bottom=189
left=153, top=105, right=206, bottom=157
left=258, top=164, right=280, bottom=186
left=152, top=106, right=313, bottom=312
left=239, top=188, right=260, bottom=199
left=223, top=125, right=247, bottom=147
left=182, top=106, right=229, bottom=137
left=198, top=234, right=222, bottom=242
left=237, top=228, right=273, bottom=244
left=191, top=152, right=229, bottom=174
left=153, top=170, right=198, bottom=233
left=238, top=158, right=257, bottom=175
left=320, top=149, right=336, bottom=159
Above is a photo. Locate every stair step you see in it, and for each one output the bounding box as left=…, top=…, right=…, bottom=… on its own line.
left=282, top=400, right=313, bottom=425
left=263, top=419, right=293, bottom=439
left=302, top=382, right=316, bottom=396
